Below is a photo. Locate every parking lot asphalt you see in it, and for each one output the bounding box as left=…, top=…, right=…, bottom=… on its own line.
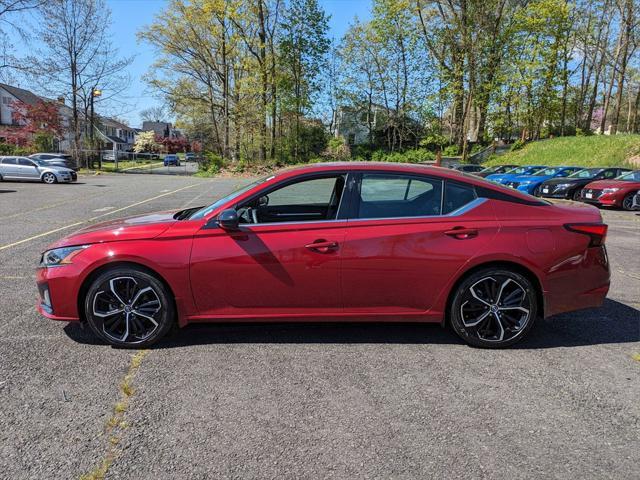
left=0, top=173, right=638, bottom=479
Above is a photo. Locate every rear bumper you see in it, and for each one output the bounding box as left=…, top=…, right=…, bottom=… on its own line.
left=543, top=246, right=610, bottom=317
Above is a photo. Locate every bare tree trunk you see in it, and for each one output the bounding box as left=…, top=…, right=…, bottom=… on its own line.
left=600, top=31, right=622, bottom=134
left=610, top=0, right=633, bottom=135
left=258, top=0, right=268, bottom=162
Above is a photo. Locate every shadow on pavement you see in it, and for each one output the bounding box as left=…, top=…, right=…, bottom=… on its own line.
left=64, top=299, right=639, bottom=349
left=0, top=189, right=17, bottom=193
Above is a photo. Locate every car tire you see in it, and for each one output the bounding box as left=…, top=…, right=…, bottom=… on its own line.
left=572, top=189, right=582, bottom=201
left=42, top=172, right=57, bottom=184
left=622, top=192, right=635, bottom=211
left=84, top=267, right=175, bottom=348
left=449, top=268, right=538, bottom=348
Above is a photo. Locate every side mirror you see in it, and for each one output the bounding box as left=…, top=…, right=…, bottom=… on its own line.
left=217, top=208, right=239, bottom=230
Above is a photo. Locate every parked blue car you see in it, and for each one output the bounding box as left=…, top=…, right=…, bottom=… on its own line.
left=502, top=166, right=583, bottom=195
left=485, top=165, right=547, bottom=184
left=164, top=154, right=181, bottom=166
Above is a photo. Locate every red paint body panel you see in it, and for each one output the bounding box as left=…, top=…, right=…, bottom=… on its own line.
left=35, top=162, right=610, bottom=328
left=582, top=178, right=640, bottom=207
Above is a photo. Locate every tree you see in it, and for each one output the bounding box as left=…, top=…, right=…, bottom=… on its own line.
left=0, top=99, right=63, bottom=148
left=140, top=105, right=168, bottom=123
left=133, top=130, right=159, bottom=153
left=25, top=0, right=131, bottom=164
left=279, top=0, right=330, bottom=161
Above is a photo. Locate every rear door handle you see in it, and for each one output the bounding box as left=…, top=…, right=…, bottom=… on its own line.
left=305, top=240, right=338, bottom=253
left=444, top=227, right=478, bottom=239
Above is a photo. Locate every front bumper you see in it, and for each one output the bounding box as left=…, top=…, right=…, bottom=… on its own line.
left=36, top=266, right=82, bottom=321
left=56, top=171, right=77, bottom=183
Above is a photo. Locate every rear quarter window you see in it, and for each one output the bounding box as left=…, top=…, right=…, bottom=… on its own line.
left=443, top=181, right=477, bottom=214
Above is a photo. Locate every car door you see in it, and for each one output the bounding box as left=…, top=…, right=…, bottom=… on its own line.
left=16, top=158, right=40, bottom=180
left=190, top=173, right=349, bottom=317
left=0, top=157, right=19, bottom=178
left=340, top=172, right=499, bottom=315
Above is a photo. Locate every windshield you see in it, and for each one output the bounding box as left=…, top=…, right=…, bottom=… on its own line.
left=188, top=177, right=270, bottom=220
left=568, top=168, right=600, bottom=179
left=534, top=167, right=562, bottom=176
left=505, top=166, right=527, bottom=175
left=480, top=166, right=498, bottom=173
left=616, top=171, right=640, bottom=181
left=29, top=158, right=47, bottom=166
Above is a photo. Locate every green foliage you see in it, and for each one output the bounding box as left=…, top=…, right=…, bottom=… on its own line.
left=487, top=135, right=640, bottom=167
left=195, top=152, right=226, bottom=177
left=33, top=133, right=55, bottom=152
left=323, top=135, right=351, bottom=160
left=369, top=148, right=435, bottom=163
left=420, top=134, right=448, bottom=151
left=510, top=139, right=526, bottom=151
left=442, top=145, right=460, bottom=156
left=0, top=142, right=15, bottom=155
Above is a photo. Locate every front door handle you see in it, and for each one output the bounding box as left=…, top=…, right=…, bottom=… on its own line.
left=305, top=240, right=338, bottom=253
left=444, top=227, right=478, bottom=239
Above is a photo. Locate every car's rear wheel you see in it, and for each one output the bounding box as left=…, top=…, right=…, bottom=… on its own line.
left=42, top=172, right=57, bottom=184
left=84, top=267, right=175, bottom=347
left=622, top=192, right=635, bottom=211
left=449, top=268, right=538, bottom=348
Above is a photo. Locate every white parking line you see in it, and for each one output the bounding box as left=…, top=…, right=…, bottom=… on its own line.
left=0, top=184, right=198, bottom=251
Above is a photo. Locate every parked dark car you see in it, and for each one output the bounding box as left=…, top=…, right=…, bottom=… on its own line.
left=29, top=153, right=78, bottom=171
left=538, top=167, right=632, bottom=201
left=164, top=154, right=181, bottom=166
left=185, top=152, right=196, bottom=161
left=451, top=164, right=485, bottom=173
left=475, top=164, right=519, bottom=178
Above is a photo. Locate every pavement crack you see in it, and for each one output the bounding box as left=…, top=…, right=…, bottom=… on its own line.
left=79, top=350, right=150, bottom=480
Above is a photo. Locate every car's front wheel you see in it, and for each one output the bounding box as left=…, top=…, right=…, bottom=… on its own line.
left=42, top=172, right=57, bottom=184
left=572, top=189, right=582, bottom=201
left=449, top=268, right=538, bottom=348
left=622, top=192, right=635, bottom=211
left=84, top=267, right=175, bottom=347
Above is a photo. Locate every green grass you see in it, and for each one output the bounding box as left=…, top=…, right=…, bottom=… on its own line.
left=486, top=134, right=640, bottom=168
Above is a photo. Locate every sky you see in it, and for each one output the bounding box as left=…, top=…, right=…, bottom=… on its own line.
left=103, top=0, right=373, bottom=126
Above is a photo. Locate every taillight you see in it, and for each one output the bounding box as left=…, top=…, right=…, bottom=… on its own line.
left=564, top=223, right=608, bottom=247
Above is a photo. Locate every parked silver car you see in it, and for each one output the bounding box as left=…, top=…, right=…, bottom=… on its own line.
left=0, top=156, right=77, bottom=183
left=29, top=153, right=78, bottom=171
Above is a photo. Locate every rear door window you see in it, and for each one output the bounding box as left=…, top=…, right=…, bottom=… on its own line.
left=357, top=174, right=443, bottom=219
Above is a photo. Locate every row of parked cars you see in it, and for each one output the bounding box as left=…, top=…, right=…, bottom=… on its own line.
left=453, top=163, right=640, bottom=211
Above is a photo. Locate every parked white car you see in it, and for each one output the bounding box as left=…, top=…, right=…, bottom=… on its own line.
left=0, top=156, right=77, bottom=183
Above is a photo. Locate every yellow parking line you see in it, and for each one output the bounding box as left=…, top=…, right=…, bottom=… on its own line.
left=0, top=184, right=198, bottom=251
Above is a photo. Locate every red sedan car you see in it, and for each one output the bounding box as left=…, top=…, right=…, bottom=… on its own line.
left=37, top=163, right=610, bottom=348
left=580, top=170, right=640, bottom=210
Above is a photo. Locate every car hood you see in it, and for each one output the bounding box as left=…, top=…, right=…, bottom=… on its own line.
left=584, top=179, right=640, bottom=189
left=46, top=210, right=180, bottom=250
left=541, top=177, right=586, bottom=186
left=508, top=174, right=547, bottom=183
left=43, top=164, right=74, bottom=173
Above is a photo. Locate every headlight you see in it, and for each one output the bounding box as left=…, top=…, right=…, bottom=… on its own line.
left=40, top=245, right=89, bottom=267
left=602, top=188, right=620, bottom=194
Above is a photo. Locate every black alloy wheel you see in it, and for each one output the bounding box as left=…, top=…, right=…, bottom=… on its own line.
left=450, top=268, right=537, bottom=348
left=84, top=267, right=174, bottom=347
left=622, top=192, right=635, bottom=211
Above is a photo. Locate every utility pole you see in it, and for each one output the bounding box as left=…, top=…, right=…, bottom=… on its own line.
left=91, top=87, right=102, bottom=168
